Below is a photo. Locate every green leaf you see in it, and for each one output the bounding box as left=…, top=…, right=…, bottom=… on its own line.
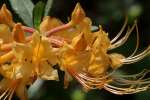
left=33, top=1, right=45, bottom=30
left=9, top=0, right=34, bottom=27
left=44, top=0, right=53, bottom=16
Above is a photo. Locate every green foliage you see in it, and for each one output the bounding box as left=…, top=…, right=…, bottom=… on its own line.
left=9, top=0, right=53, bottom=28
left=44, top=0, right=53, bottom=16
left=71, top=89, right=85, bottom=100
left=9, top=0, right=34, bottom=26
left=33, top=1, right=45, bottom=29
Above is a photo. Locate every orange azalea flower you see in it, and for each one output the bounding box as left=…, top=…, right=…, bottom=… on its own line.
left=0, top=63, right=29, bottom=100
left=58, top=3, right=150, bottom=93
left=13, top=32, right=59, bottom=80
left=0, top=2, right=149, bottom=100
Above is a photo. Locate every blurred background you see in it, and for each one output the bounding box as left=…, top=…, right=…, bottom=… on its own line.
left=0, top=0, right=150, bottom=100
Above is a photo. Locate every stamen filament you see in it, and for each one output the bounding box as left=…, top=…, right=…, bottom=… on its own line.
left=109, top=20, right=137, bottom=50
left=122, top=46, right=150, bottom=64
left=46, top=22, right=73, bottom=37
left=128, top=22, right=140, bottom=57
left=111, top=16, right=128, bottom=44
left=0, top=88, right=9, bottom=99
left=22, top=26, right=35, bottom=33
left=104, top=83, right=150, bottom=95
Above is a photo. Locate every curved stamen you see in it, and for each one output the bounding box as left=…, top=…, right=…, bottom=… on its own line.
left=109, top=20, right=137, bottom=50
left=78, top=70, right=115, bottom=82
left=22, top=26, right=35, bottom=33
left=103, top=69, right=150, bottom=95
left=113, top=69, right=148, bottom=78
left=8, top=89, right=15, bottom=100
left=67, top=68, right=94, bottom=89
left=128, top=22, right=140, bottom=57
left=122, top=45, right=150, bottom=64
left=67, top=68, right=112, bottom=90
left=46, top=22, right=73, bottom=37
left=0, top=88, right=9, bottom=99
left=3, top=88, right=13, bottom=100
left=112, top=70, right=150, bottom=85
left=111, top=16, right=128, bottom=44
left=104, top=83, right=149, bottom=95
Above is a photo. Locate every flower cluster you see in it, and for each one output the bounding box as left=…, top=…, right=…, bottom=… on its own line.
left=0, top=3, right=149, bottom=100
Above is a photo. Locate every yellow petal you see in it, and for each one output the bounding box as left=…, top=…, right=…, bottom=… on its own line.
left=71, top=33, right=87, bottom=51
left=0, top=64, right=13, bottom=79
left=31, top=32, right=58, bottom=64
left=0, top=4, right=15, bottom=27
left=39, top=16, right=63, bottom=34
left=39, top=60, right=58, bottom=81
left=109, top=53, right=125, bottom=68
left=94, top=27, right=111, bottom=53
left=0, top=24, right=13, bottom=43
left=0, top=50, right=14, bottom=64
left=13, top=43, right=32, bottom=61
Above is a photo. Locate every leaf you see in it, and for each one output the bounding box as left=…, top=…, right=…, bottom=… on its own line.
left=33, top=1, right=45, bottom=30
left=44, top=0, right=53, bottom=16
left=9, top=0, right=34, bottom=27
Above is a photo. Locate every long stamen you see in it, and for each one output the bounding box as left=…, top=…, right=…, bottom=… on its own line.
left=48, top=36, right=71, bottom=47
left=109, top=20, right=137, bottom=50
left=78, top=70, right=115, bottom=82
left=122, top=45, right=150, bottom=64
left=0, top=88, right=9, bottom=99
left=46, top=22, right=73, bottom=37
left=67, top=68, right=112, bottom=90
left=128, top=22, right=140, bottom=57
left=103, top=70, right=150, bottom=95
left=112, top=70, right=150, bottom=85
left=3, top=88, right=13, bottom=100
left=67, top=68, right=93, bottom=89
left=104, top=83, right=149, bottom=95
left=22, top=26, right=35, bottom=33
left=8, top=89, right=15, bottom=100
left=111, top=16, right=128, bottom=44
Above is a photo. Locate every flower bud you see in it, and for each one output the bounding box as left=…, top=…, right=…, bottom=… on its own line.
left=0, top=4, right=15, bottom=27
left=71, top=3, right=85, bottom=25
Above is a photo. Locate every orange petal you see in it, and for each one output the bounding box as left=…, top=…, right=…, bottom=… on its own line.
left=0, top=4, right=15, bottom=27
left=72, top=33, right=87, bottom=51
left=71, top=3, right=85, bottom=25
left=12, top=23, right=25, bottom=43
left=0, top=51, right=14, bottom=64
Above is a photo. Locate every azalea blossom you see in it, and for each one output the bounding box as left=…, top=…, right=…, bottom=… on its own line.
left=0, top=2, right=149, bottom=100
